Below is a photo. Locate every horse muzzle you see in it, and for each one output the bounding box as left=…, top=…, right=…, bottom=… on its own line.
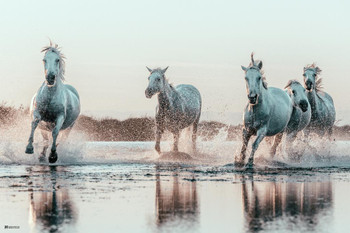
left=248, top=94, right=258, bottom=105
left=299, top=100, right=309, bottom=112
left=46, top=73, right=56, bottom=86
left=145, top=89, right=154, bottom=99
left=305, top=81, right=313, bottom=91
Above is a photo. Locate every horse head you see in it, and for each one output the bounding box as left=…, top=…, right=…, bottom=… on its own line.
left=241, top=53, right=267, bottom=105
left=285, top=80, right=309, bottom=112
left=41, top=42, right=65, bottom=87
left=145, top=66, right=169, bottom=98
left=303, top=64, right=321, bottom=91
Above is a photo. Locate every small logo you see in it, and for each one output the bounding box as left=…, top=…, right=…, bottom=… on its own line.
left=4, top=225, right=20, bottom=230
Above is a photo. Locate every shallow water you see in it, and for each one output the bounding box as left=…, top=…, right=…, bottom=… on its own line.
left=1, top=141, right=350, bottom=233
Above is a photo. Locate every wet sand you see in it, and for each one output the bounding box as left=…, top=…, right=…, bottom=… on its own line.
left=1, top=141, right=350, bottom=233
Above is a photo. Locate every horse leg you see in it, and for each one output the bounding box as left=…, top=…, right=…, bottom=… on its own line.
left=326, top=127, right=334, bottom=161
left=61, top=127, right=73, bottom=143
left=173, top=130, right=180, bottom=152
left=155, top=125, right=164, bottom=154
left=49, top=115, right=65, bottom=163
left=192, top=118, right=199, bottom=152
left=303, top=128, right=310, bottom=141
left=285, top=131, right=298, bottom=158
left=25, top=116, right=41, bottom=154
left=246, top=128, right=267, bottom=168
left=39, top=130, right=49, bottom=161
left=236, top=128, right=252, bottom=167
left=327, top=127, right=334, bottom=141
left=270, top=133, right=283, bottom=158
left=51, top=127, right=73, bottom=153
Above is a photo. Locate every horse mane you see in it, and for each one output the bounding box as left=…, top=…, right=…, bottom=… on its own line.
left=284, top=79, right=302, bottom=89
left=304, top=63, right=323, bottom=92
left=151, top=68, right=175, bottom=90
left=41, top=42, right=66, bottom=81
left=247, top=53, right=268, bottom=89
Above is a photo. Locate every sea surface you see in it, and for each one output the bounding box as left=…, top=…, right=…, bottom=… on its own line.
left=1, top=141, right=350, bottom=233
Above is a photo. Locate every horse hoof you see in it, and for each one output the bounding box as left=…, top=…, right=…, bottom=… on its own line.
left=244, top=162, right=254, bottom=170
left=25, top=147, right=34, bottom=154
left=234, top=161, right=245, bottom=168
left=244, top=166, right=255, bottom=172
left=48, top=151, right=58, bottom=163
left=155, top=145, right=161, bottom=154
left=38, top=155, right=46, bottom=163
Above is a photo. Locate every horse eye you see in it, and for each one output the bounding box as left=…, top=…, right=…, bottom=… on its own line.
left=313, top=74, right=316, bottom=77
left=302, top=73, right=306, bottom=77
left=292, top=90, right=295, bottom=94
left=156, top=78, right=161, bottom=81
left=55, top=59, right=60, bottom=63
left=258, top=76, right=261, bottom=80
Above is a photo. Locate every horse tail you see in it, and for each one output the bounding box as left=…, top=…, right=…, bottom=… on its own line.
left=29, top=93, right=37, bottom=116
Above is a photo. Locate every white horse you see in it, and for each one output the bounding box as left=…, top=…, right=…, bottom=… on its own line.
left=302, top=64, right=336, bottom=137
left=145, top=67, right=201, bottom=154
left=25, top=43, right=81, bottom=163
left=235, top=53, right=293, bottom=168
left=284, top=80, right=311, bottom=152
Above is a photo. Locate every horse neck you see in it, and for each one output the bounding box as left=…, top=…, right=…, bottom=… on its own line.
left=307, top=89, right=317, bottom=110
left=158, top=81, right=177, bottom=111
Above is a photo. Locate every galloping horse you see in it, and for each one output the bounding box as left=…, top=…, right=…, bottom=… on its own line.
left=302, top=64, right=336, bottom=137
left=284, top=80, right=311, bottom=147
left=145, top=67, right=201, bottom=154
left=25, top=43, right=81, bottom=163
left=235, top=53, right=293, bottom=168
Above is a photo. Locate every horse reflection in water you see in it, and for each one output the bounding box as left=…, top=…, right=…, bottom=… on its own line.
left=241, top=176, right=332, bottom=232
left=155, top=167, right=199, bottom=228
left=27, top=166, right=76, bottom=232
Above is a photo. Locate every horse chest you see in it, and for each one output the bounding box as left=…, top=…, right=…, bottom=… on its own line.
left=310, top=100, right=327, bottom=124
left=37, top=98, right=64, bottom=122
left=158, top=108, right=187, bottom=131
left=287, top=108, right=302, bottom=132
left=308, top=93, right=321, bottom=120
left=164, top=112, right=184, bottom=127
left=244, top=107, right=268, bottom=130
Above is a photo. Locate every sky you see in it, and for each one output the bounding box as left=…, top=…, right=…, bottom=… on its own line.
left=0, top=0, right=349, bottom=124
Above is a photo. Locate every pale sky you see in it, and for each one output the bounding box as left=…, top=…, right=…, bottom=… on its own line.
left=0, top=0, right=349, bottom=123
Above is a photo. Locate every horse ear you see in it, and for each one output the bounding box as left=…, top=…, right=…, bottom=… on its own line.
left=250, top=52, right=255, bottom=65
left=303, top=67, right=307, bottom=72
left=257, top=61, right=263, bottom=69
left=146, top=66, right=152, bottom=73
left=162, top=66, right=169, bottom=74
left=241, top=66, right=248, bottom=71
left=315, top=66, right=321, bottom=74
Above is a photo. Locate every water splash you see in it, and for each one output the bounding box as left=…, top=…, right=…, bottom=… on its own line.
left=1, top=119, right=350, bottom=169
